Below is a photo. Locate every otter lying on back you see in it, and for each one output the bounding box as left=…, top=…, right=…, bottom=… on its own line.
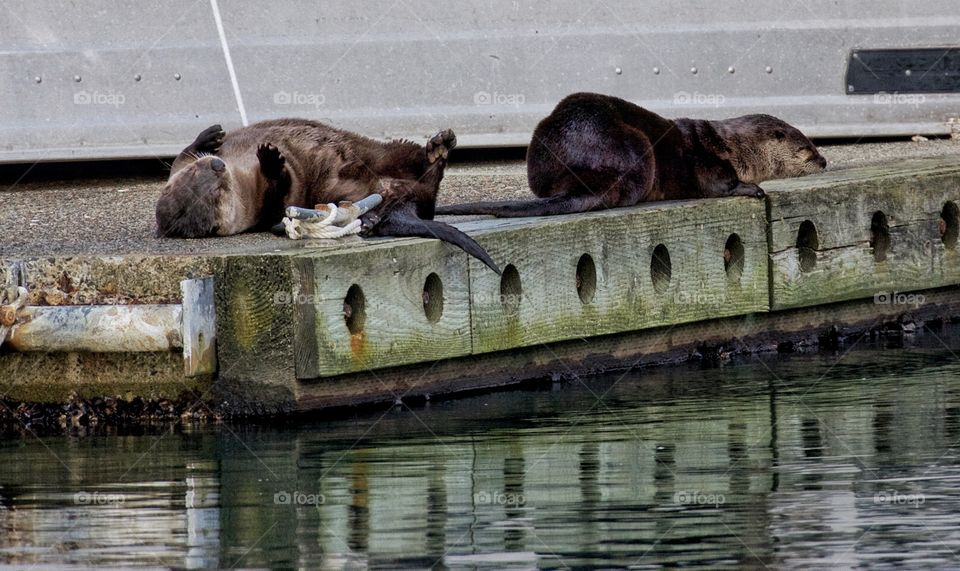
left=437, top=92, right=827, bottom=217
left=156, top=119, right=500, bottom=273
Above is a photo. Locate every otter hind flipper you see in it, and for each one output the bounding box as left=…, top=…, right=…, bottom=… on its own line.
left=365, top=206, right=501, bottom=274
left=426, top=129, right=457, bottom=164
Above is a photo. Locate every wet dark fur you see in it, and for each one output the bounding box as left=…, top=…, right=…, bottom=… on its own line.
left=437, top=92, right=826, bottom=217
left=156, top=119, right=500, bottom=273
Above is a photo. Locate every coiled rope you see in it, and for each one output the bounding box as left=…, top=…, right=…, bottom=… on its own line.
left=280, top=194, right=383, bottom=240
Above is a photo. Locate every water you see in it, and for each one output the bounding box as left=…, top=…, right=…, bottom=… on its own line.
left=3, top=333, right=960, bottom=569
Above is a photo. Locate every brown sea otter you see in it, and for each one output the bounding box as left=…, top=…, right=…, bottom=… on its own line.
left=155, top=119, right=500, bottom=273
left=436, top=92, right=827, bottom=217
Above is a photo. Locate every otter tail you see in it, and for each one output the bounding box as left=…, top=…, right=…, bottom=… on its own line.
left=373, top=207, right=501, bottom=274
left=436, top=194, right=607, bottom=218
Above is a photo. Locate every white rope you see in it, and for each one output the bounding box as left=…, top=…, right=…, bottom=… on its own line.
left=283, top=205, right=362, bottom=239
left=281, top=194, right=383, bottom=241
left=282, top=203, right=363, bottom=239
left=0, top=286, right=27, bottom=348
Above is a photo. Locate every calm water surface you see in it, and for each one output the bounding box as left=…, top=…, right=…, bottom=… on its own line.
left=3, top=333, right=960, bottom=569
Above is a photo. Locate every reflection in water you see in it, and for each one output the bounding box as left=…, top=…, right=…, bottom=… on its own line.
left=185, top=462, right=220, bottom=570
left=3, top=335, right=960, bottom=568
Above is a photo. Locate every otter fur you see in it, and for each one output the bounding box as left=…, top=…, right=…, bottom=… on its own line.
left=156, top=119, right=500, bottom=273
left=436, top=92, right=827, bottom=217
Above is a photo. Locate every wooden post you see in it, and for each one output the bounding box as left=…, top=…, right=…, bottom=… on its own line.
left=181, top=277, right=217, bottom=377
left=213, top=253, right=301, bottom=412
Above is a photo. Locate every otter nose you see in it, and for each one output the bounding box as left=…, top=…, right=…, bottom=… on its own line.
left=210, top=158, right=226, bottom=173
left=816, top=155, right=827, bottom=169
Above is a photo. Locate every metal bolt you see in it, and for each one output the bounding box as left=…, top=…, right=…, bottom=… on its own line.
left=653, top=67, right=660, bottom=75
left=728, top=66, right=735, bottom=74
left=34, top=76, right=42, bottom=84
left=615, top=67, right=622, bottom=75
left=174, top=72, right=182, bottom=80
left=134, top=74, right=141, bottom=82
left=905, top=69, right=912, bottom=76
left=73, top=75, right=82, bottom=82
left=691, top=67, right=698, bottom=74
left=847, top=84, right=855, bottom=93
left=765, top=66, right=773, bottom=74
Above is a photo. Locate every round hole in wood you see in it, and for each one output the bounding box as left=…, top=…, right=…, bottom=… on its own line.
left=724, top=233, right=745, bottom=283
left=576, top=254, right=597, bottom=304
left=500, top=264, right=522, bottom=315
left=941, top=201, right=959, bottom=249
left=422, top=273, right=444, bottom=323
left=651, top=244, right=672, bottom=293
left=344, top=284, right=366, bottom=335
left=796, top=220, right=819, bottom=272
left=870, top=211, right=891, bottom=262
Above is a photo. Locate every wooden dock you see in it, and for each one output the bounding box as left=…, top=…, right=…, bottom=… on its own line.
left=3, top=156, right=960, bottom=414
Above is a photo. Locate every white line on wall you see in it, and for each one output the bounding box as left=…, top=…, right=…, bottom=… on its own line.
left=210, top=0, right=249, bottom=126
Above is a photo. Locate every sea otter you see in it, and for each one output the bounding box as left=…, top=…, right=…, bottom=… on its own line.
left=155, top=119, right=500, bottom=273
left=436, top=92, right=827, bottom=217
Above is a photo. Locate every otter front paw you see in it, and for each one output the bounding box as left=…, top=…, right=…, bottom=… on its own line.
left=426, top=129, right=457, bottom=164
left=359, top=212, right=382, bottom=235
left=257, top=143, right=286, bottom=179
left=194, top=124, right=225, bottom=153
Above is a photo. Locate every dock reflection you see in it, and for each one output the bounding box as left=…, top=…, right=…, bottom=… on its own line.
left=1, top=343, right=960, bottom=568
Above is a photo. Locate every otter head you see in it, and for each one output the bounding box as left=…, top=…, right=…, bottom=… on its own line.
left=155, top=156, right=252, bottom=238
left=714, top=114, right=827, bottom=185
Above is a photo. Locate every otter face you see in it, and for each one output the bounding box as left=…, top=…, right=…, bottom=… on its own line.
left=764, top=121, right=827, bottom=180
left=722, top=114, right=827, bottom=184
left=155, top=156, right=248, bottom=238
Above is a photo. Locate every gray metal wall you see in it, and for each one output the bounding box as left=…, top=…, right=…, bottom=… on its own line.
left=1, top=1, right=959, bottom=164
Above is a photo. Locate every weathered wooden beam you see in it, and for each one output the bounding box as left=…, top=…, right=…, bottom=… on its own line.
left=294, top=240, right=473, bottom=378
left=765, top=158, right=960, bottom=310
left=213, top=253, right=301, bottom=412
left=455, top=197, right=769, bottom=353
left=295, top=287, right=960, bottom=411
